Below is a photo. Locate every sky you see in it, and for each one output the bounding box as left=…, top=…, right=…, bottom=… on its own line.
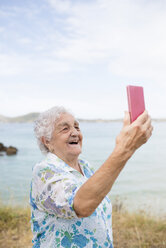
left=0, top=0, right=166, bottom=119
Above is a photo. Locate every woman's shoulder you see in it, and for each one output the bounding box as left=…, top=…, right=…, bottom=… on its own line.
left=32, top=157, right=66, bottom=178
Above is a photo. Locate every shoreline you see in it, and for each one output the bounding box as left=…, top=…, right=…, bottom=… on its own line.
left=1, top=196, right=166, bottom=220
left=0, top=118, right=166, bottom=123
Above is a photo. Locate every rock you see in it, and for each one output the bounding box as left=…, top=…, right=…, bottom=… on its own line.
left=0, top=143, right=18, bottom=155
left=6, top=146, right=18, bottom=155
left=0, top=143, right=7, bottom=152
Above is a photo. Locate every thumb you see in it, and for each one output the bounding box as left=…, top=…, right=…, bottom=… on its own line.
left=123, top=111, right=131, bottom=126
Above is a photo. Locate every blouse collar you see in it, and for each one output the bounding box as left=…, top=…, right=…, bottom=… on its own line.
left=46, top=152, right=83, bottom=174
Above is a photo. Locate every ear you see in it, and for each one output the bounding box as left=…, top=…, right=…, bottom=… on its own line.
left=41, top=136, right=49, bottom=148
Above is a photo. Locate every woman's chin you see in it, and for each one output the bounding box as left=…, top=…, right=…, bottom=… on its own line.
left=67, top=147, right=82, bottom=157
left=67, top=144, right=82, bottom=153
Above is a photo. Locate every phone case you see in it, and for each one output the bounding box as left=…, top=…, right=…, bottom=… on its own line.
left=127, top=85, right=145, bottom=123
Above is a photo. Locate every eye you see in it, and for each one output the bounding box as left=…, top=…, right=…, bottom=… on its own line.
left=75, top=126, right=80, bottom=130
left=62, top=127, right=69, bottom=131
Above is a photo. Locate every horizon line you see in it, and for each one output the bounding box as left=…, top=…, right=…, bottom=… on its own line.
left=0, top=112, right=166, bottom=122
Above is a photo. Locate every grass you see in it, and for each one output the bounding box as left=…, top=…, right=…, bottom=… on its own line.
left=112, top=206, right=166, bottom=248
left=0, top=205, right=32, bottom=248
left=0, top=204, right=166, bottom=248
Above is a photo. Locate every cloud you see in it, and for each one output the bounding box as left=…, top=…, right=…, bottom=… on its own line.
left=2, top=0, right=166, bottom=80
left=47, top=0, right=166, bottom=81
left=0, top=0, right=166, bottom=117
left=0, top=26, right=5, bottom=33
left=0, top=54, right=22, bottom=76
left=0, top=53, right=71, bottom=77
left=18, top=38, right=32, bottom=45
left=48, top=0, right=72, bottom=13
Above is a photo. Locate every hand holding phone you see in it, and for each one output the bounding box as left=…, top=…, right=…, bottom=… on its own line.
left=126, top=85, right=145, bottom=123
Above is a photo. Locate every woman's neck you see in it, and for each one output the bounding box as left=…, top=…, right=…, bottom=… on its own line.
left=53, top=152, right=83, bottom=175
left=65, top=157, right=79, bottom=169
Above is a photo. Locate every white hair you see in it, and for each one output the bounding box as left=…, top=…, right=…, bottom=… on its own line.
left=34, top=106, right=73, bottom=154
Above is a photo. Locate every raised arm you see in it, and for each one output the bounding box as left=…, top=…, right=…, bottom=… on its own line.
left=73, top=110, right=153, bottom=217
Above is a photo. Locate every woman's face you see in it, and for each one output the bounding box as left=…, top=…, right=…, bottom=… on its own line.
left=48, top=113, right=83, bottom=161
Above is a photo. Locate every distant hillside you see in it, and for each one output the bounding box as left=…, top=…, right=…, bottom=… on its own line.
left=0, top=113, right=165, bottom=123
left=0, top=113, right=40, bottom=123
left=0, top=113, right=122, bottom=123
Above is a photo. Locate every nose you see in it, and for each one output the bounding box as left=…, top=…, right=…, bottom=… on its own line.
left=70, top=127, right=78, bottom=136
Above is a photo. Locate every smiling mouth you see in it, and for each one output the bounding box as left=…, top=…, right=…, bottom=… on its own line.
left=68, top=141, right=79, bottom=145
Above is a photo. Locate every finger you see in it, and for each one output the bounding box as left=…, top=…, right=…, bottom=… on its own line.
left=143, top=116, right=151, bottom=130
left=123, top=111, right=131, bottom=126
left=135, top=110, right=148, bottom=125
left=146, top=125, right=153, bottom=140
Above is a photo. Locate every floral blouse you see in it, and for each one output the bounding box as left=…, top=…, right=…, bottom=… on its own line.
left=30, top=152, right=113, bottom=248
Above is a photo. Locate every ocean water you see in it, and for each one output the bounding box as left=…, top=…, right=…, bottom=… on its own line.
left=0, top=121, right=166, bottom=216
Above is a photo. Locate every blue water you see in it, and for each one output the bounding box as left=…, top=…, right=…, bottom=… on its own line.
left=0, top=121, right=166, bottom=216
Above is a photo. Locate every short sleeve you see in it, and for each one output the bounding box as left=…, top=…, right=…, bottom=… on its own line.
left=33, top=166, right=80, bottom=219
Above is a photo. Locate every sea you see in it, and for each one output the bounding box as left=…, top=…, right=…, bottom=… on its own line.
left=0, top=121, right=166, bottom=217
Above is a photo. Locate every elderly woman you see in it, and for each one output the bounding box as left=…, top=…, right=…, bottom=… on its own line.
left=30, top=106, right=153, bottom=248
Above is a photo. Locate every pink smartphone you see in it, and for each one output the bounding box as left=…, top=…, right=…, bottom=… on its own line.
left=127, top=85, right=145, bottom=123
